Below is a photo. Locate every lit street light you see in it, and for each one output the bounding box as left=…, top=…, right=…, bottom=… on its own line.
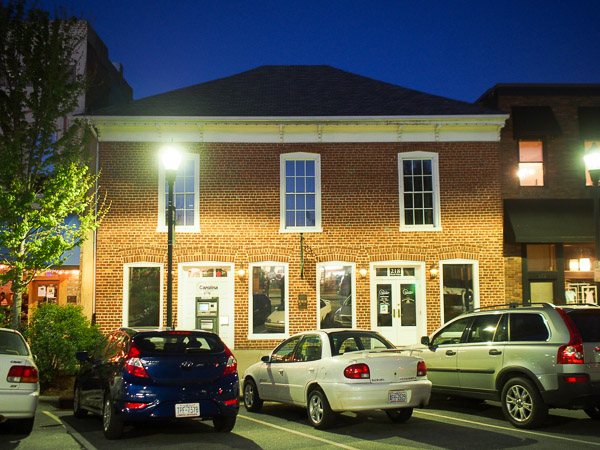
left=160, top=145, right=182, bottom=329
left=584, top=142, right=600, bottom=302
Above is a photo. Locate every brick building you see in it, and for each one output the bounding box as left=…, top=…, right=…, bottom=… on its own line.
left=86, top=66, right=507, bottom=349
left=478, top=84, right=600, bottom=304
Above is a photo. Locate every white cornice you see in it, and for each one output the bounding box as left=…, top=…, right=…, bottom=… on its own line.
left=87, top=114, right=508, bottom=143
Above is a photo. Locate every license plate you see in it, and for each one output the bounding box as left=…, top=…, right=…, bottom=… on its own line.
left=175, top=403, right=200, bottom=418
left=388, top=390, right=407, bottom=403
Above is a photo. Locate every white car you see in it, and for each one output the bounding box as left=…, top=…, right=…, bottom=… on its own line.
left=0, top=327, right=40, bottom=434
left=242, top=329, right=431, bottom=428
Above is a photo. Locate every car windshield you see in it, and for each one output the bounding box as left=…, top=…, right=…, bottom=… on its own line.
left=133, top=331, right=225, bottom=354
left=567, top=309, right=600, bottom=342
left=328, top=331, right=395, bottom=356
left=0, top=330, right=29, bottom=356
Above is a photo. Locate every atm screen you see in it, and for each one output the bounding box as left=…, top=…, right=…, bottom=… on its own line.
left=198, top=303, right=209, bottom=312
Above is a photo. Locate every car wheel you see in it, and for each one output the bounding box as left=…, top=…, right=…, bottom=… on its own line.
left=584, top=404, right=600, bottom=420
left=307, top=388, right=335, bottom=429
left=213, top=415, right=236, bottom=432
left=243, top=379, right=263, bottom=412
left=102, top=394, right=123, bottom=439
left=385, top=407, right=413, bottom=423
left=73, top=384, right=87, bottom=418
left=501, top=377, right=548, bottom=429
left=12, top=418, right=34, bottom=435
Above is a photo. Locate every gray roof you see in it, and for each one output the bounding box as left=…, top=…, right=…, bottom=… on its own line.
left=90, top=65, right=500, bottom=117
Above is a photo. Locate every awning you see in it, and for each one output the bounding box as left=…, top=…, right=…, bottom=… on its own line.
left=579, top=107, right=600, bottom=140
left=504, top=199, right=594, bottom=243
left=511, top=106, right=561, bottom=139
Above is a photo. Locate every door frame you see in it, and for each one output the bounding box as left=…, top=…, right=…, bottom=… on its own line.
left=369, top=260, right=426, bottom=346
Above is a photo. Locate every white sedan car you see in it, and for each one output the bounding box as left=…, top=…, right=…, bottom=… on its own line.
left=242, top=329, right=431, bottom=428
left=0, top=327, right=40, bottom=434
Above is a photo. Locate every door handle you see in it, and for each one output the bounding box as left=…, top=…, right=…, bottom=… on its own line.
left=445, top=350, right=456, bottom=356
left=489, top=349, right=502, bottom=356
left=278, top=369, right=284, bottom=375
left=308, top=368, right=315, bottom=373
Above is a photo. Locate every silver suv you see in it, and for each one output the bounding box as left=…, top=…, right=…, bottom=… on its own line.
left=416, top=303, right=600, bottom=428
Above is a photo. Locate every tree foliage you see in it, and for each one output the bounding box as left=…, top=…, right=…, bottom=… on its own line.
left=0, top=0, right=106, bottom=329
left=23, top=303, right=103, bottom=389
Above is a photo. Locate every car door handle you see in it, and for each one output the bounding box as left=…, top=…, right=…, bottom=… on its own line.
left=278, top=369, right=284, bottom=375
left=446, top=350, right=456, bottom=356
left=308, top=367, right=315, bottom=373
left=489, top=349, right=502, bottom=356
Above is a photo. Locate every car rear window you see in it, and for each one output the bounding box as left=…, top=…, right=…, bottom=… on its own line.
left=329, top=331, right=395, bottom=356
left=567, top=310, right=600, bottom=342
left=0, top=330, right=29, bottom=356
left=133, top=332, right=225, bottom=354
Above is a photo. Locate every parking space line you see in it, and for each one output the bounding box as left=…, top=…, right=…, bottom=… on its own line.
left=414, top=411, right=600, bottom=446
left=239, top=414, right=359, bottom=449
left=42, top=410, right=63, bottom=424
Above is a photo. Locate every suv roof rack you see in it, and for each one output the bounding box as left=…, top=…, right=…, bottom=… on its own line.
left=466, top=302, right=555, bottom=313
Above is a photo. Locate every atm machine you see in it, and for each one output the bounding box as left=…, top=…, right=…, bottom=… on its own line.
left=196, top=297, right=219, bottom=333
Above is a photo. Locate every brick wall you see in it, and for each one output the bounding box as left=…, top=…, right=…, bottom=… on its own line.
left=95, top=141, right=504, bottom=347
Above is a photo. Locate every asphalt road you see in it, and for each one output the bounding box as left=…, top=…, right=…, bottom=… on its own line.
left=2, top=395, right=599, bottom=449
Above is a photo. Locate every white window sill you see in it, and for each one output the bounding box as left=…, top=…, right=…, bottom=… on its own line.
left=157, top=226, right=201, bottom=233
left=398, top=226, right=443, bottom=232
left=279, top=227, right=323, bottom=233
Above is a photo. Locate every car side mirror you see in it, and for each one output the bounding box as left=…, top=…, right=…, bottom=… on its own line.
left=261, top=355, right=271, bottom=363
left=420, top=336, right=431, bottom=346
left=75, top=351, right=90, bottom=362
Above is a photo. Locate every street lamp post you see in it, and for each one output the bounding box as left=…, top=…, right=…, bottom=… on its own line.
left=584, top=142, right=600, bottom=303
left=160, top=146, right=182, bottom=329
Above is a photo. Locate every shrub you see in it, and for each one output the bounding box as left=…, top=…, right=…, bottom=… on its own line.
left=23, top=303, right=103, bottom=389
left=0, top=306, right=11, bottom=328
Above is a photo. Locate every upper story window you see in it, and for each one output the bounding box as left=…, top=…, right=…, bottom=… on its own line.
left=398, top=152, right=441, bottom=231
left=518, top=141, right=544, bottom=186
left=585, top=141, right=600, bottom=186
left=158, top=153, right=199, bottom=232
left=280, top=153, right=322, bottom=233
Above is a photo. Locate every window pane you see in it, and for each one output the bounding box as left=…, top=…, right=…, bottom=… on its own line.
left=405, top=210, right=414, bottom=225
left=431, top=317, right=470, bottom=346
left=414, top=176, right=423, bottom=191
left=296, top=211, right=305, bottom=226
left=296, top=160, right=305, bottom=176
left=423, top=160, right=432, bottom=175
left=404, top=176, right=413, bottom=191
left=319, top=265, right=352, bottom=329
left=466, top=315, right=501, bottom=343
left=404, top=193, right=413, bottom=208
left=297, top=194, right=305, bottom=210
left=306, top=176, right=315, bottom=192
left=306, top=160, right=315, bottom=176
left=377, top=284, right=392, bottom=327
left=285, top=160, right=294, bottom=176
left=306, top=211, right=315, bottom=226
left=128, top=267, right=160, bottom=327
left=286, top=194, right=295, bottom=209
left=185, top=177, right=195, bottom=192
left=509, top=314, right=549, bottom=341
left=175, top=194, right=184, bottom=209
left=252, top=265, right=286, bottom=334
left=296, top=177, right=305, bottom=193
left=175, top=176, right=184, bottom=191
left=306, top=194, right=315, bottom=209
left=518, top=162, right=544, bottom=186
left=412, top=160, right=422, bottom=175
left=175, top=210, right=184, bottom=225
left=519, top=141, right=543, bottom=162
left=442, top=264, right=474, bottom=323
left=400, top=283, right=416, bottom=326
left=526, top=244, right=555, bottom=271
left=286, top=211, right=295, bottom=226
left=414, top=210, right=424, bottom=225
left=286, top=177, right=295, bottom=193
left=185, top=194, right=194, bottom=209
left=185, top=210, right=194, bottom=225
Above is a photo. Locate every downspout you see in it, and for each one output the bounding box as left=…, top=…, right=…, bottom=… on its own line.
left=87, top=119, right=99, bottom=325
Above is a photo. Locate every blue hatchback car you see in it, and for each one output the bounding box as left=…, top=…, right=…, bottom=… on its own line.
left=73, top=328, right=239, bottom=439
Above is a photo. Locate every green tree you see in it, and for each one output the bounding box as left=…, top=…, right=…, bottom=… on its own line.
left=0, top=0, right=106, bottom=330
left=23, top=303, right=103, bottom=389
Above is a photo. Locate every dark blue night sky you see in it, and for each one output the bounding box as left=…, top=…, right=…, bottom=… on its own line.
left=39, top=0, right=600, bottom=102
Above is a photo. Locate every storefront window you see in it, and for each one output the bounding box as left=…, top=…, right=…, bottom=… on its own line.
left=564, top=244, right=596, bottom=303
left=319, top=264, right=353, bottom=329
left=442, top=262, right=476, bottom=323
left=126, top=266, right=160, bottom=327
left=251, top=264, right=286, bottom=335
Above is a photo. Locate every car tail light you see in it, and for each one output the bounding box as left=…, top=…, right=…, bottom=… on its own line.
left=125, top=342, right=151, bottom=378
left=125, top=402, right=149, bottom=409
left=222, top=345, right=237, bottom=376
left=417, top=361, right=427, bottom=377
left=7, top=365, right=38, bottom=383
left=564, top=376, right=588, bottom=383
left=223, top=398, right=239, bottom=406
left=557, top=309, right=584, bottom=364
left=344, top=363, right=370, bottom=379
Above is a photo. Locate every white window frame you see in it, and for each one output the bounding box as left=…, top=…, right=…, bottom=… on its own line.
left=248, top=261, right=289, bottom=340
left=398, top=151, right=441, bottom=231
left=122, top=262, right=164, bottom=328
left=280, top=152, right=322, bottom=233
left=316, top=261, right=356, bottom=329
left=439, top=259, right=479, bottom=324
left=157, top=153, right=200, bottom=233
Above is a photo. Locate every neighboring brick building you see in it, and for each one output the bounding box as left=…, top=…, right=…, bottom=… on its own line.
left=87, top=65, right=507, bottom=349
left=478, top=84, right=600, bottom=304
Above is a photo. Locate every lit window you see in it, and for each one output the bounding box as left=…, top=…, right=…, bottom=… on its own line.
left=398, top=152, right=441, bottom=231
left=518, top=141, right=544, bottom=186
left=318, top=263, right=354, bottom=329
left=441, top=261, right=478, bottom=323
left=280, top=153, right=321, bottom=232
left=158, top=153, right=199, bottom=232
left=585, top=141, right=600, bottom=186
